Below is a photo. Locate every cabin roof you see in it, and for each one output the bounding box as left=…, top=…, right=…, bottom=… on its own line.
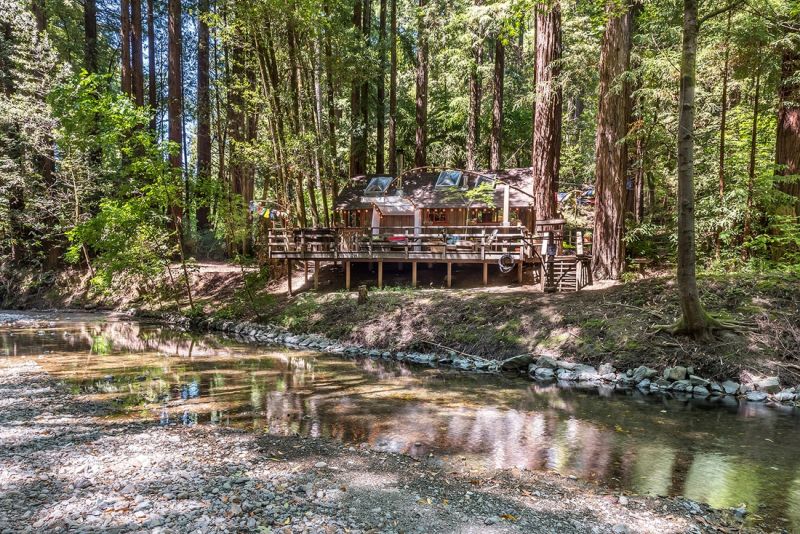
left=334, top=168, right=535, bottom=211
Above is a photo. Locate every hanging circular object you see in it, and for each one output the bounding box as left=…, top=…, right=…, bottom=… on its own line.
left=498, top=253, right=516, bottom=274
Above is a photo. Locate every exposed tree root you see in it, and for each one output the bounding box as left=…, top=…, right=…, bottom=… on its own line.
left=652, top=312, right=757, bottom=341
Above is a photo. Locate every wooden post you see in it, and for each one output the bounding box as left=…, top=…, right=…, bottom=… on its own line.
left=304, top=261, right=309, bottom=283
left=378, top=261, right=383, bottom=289
left=412, top=261, right=417, bottom=288
left=482, top=262, right=488, bottom=286
left=517, top=260, right=523, bottom=284
left=446, top=262, right=452, bottom=288
left=576, top=259, right=580, bottom=291
left=314, top=260, right=319, bottom=290
left=287, top=259, right=293, bottom=296
left=345, top=261, right=351, bottom=290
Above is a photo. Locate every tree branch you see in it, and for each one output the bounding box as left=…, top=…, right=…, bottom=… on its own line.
left=699, top=0, right=743, bottom=26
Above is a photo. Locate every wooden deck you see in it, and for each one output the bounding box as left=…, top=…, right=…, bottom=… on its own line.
left=267, top=225, right=592, bottom=293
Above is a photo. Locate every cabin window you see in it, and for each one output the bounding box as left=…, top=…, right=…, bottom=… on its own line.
left=427, top=209, right=448, bottom=224
left=435, top=170, right=464, bottom=189
left=363, top=176, right=393, bottom=196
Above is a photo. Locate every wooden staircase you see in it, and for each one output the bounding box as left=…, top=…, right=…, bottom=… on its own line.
left=538, top=256, right=592, bottom=292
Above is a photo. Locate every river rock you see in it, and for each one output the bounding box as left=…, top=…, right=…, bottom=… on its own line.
left=556, top=369, right=577, bottom=381
left=664, top=366, right=687, bottom=381
left=535, top=355, right=559, bottom=369
left=598, top=363, right=616, bottom=376
left=721, top=380, right=740, bottom=395
left=670, top=380, right=692, bottom=392
left=501, top=354, right=536, bottom=371
left=774, top=389, right=796, bottom=402
left=556, top=360, right=577, bottom=370
left=637, top=379, right=651, bottom=390
left=745, top=391, right=768, bottom=402
left=756, top=376, right=781, bottom=393
left=533, top=367, right=555, bottom=380
left=710, top=382, right=724, bottom=395
left=692, top=386, right=710, bottom=397
left=689, top=375, right=710, bottom=387
left=574, top=365, right=598, bottom=381
left=632, top=366, right=657, bottom=383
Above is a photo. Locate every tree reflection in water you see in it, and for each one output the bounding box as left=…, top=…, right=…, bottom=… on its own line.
left=3, top=313, right=800, bottom=528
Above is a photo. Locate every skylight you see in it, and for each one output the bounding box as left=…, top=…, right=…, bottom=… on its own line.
left=435, top=170, right=464, bottom=189
left=474, top=173, right=497, bottom=188
left=363, top=176, right=394, bottom=196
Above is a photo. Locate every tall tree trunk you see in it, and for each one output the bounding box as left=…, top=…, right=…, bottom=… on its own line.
left=121, top=0, right=132, bottom=95
left=84, top=0, right=97, bottom=73
left=31, top=0, right=46, bottom=32
left=674, top=0, right=711, bottom=338
left=742, top=69, right=761, bottom=256
left=349, top=0, right=365, bottom=176
left=715, top=10, right=731, bottom=258
left=360, top=0, right=371, bottom=173
left=489, top=38, right=504, bottom=170
left=531, top=2, right=562, bottom=221
left=196, top=0, right=211, bottom=231
left=388, top=0, right=398, bottom=174
left=466, top=30, right=482, bottom=171
left=130, top=0, right=144, bottom=106
left=167, top=0, right=183, bottom=224
left=147, top=0, right=157, bottom=130
left=414, top=0, right=428, bottom=168
left=775, top=48, right=800, bottom=217
left=376, top=0, right=386, bottom=173
left=592, top=2, right=633, bottom=280
left=324, top=12, right=339, bottom=199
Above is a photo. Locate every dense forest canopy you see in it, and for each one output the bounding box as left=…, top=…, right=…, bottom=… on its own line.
left=0, top=0, right=798, bottom=315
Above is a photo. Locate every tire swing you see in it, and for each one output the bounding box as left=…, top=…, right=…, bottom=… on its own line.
left=498, top=253, right=516, bottom=274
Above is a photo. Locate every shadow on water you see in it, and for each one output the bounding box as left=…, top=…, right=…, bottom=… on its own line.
left=3, top=311, right=800, bottom=529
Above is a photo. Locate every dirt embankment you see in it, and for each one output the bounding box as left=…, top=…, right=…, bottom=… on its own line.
left=4, top=262, right=799, bottom=385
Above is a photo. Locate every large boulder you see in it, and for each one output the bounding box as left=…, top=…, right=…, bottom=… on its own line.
left=574, top=364, right=598, bottom=381
left=664, top=366, right=687, bottom=381
left=556, top=368, right=578, bottom=381
left=756, top=376, right=781, bottom=394
left=721, top=380, right=740, bottom=395
left=692, top=386, right=710, bottom=398
left=746, top=391, right=768, bottom=402
left=632, top=366, right=658, bottom=383
left=536, top=355, right=560, bottom=369
left=532, top=367, right=555, bottom=380
left=598, top=363, right=616, bottom=376
left=775, top=389, right=796, bottom=402
left=671, top=380, right=692, bottom=392
left=689, top=375, right=710, bottom=387
left=501, top=353, right=536, bottom=371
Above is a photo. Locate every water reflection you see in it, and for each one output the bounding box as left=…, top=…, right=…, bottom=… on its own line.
left=1, top=313, right=799, bottom=529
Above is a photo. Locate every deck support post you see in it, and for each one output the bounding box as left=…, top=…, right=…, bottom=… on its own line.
left=446, top=262, right=452, bottom=288
left=314, top=260, right=319, bottom=290
left=518, top=261, right=524, bottom=284
left=345, top=261, right=351, bottom=291
left=304, top=261, right=308, bottom=283
left=412, top=261, right=417, bottom=288
left=287, top=259, right=293, bottom=296
left=378, top=261, right=384, bottom=289
left=483, top=263, right=488, bottom=286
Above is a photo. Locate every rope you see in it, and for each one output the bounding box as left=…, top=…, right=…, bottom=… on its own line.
left=498, top=253, right=516, bottom=274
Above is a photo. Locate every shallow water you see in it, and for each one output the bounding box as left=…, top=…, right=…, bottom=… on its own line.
left=2, top=311, right=799, bottom=529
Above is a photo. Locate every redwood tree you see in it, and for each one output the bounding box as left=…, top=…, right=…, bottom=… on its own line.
left=774, top=48, right=800, bottom=217
left=531, top=1, right=562, bottom=222
left=388, top=0, right=398, bottom=173
left=414, top=0, right=428, bottom=168
left=592, top=2, right=633, bottom=280
left=466, top=26, right=482, bottom=171
left=489, top=38, right=504, bottom=171
left=196, top=0, right=211, bottom=231
left=121, top=0, right=132, bottom=95
left=167, top=0, right=183, bottom=180
left=130, top=0, right=144, bottom=106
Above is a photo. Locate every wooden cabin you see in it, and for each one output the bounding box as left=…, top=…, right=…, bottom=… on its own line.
left=267, top=167, right=592, bottom=294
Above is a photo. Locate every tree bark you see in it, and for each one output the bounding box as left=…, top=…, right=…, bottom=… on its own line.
left=84, top=0, right=97, bottom=73
left=466, top=29, right=482, bottom=171
left=742, top=69, right=761, bottom=255
left=324, top=10, right=339, bottom=198
left=196, top=0, right=211, bottom=231
left=31, top=0, right=46, bottom=32
left=675, top=0, right=711, bottom=338
left=531, top=2, right=562, bottom=221
left=414, top=0, right=429, bottom=168
left=388, top=0, right=398, bottom=173
left=376, top=0, right=386, bottom=173
left=349, top=0, right=366, bottom=176
left=130, top=0, right=144, bottom=106
left=121, top=0, right=132, bottom=95
left=715, top=10, right=731, bottom=259
left=592, top=2, right=633, bottom=280
left=360, top=0, right=371, bottom=173
left=489, top=38, right=504, bottom=170
left=775, top=48, right=800, bottom=217
left=147, top=0, right=157, bottom=130
left=167, top=0, right=183, bottom=218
